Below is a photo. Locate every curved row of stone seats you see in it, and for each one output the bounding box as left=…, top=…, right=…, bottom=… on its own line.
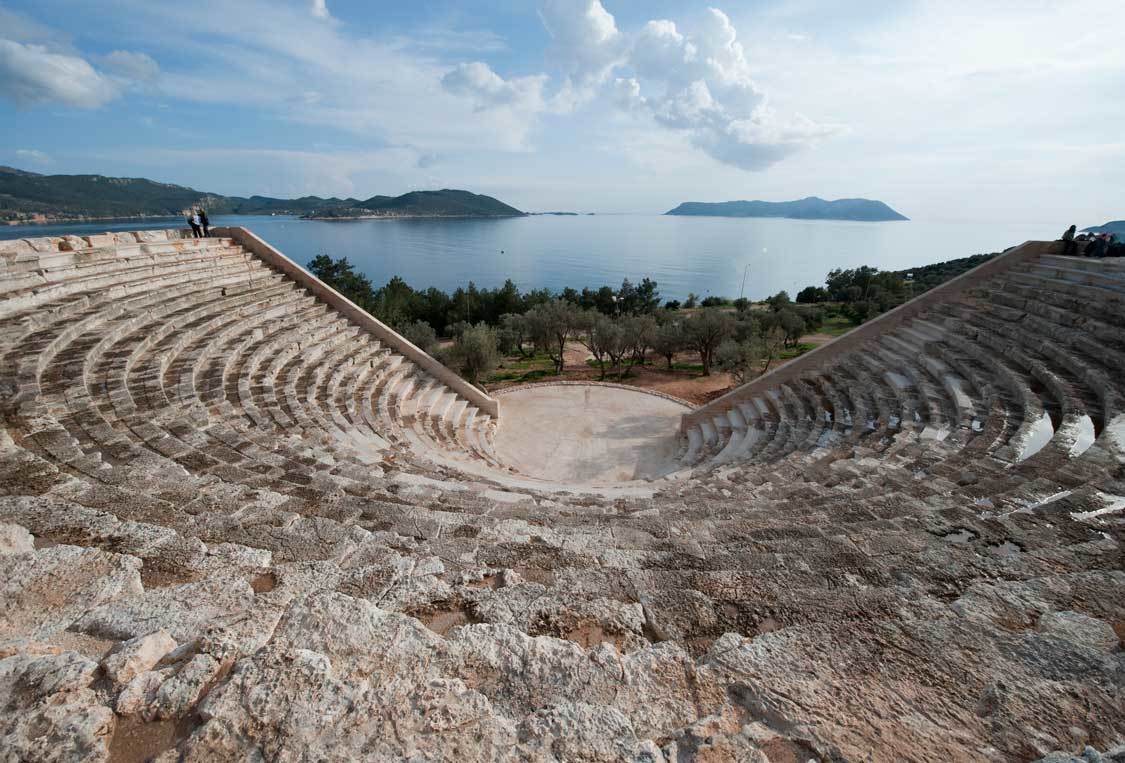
left=0, top=230, right=501, bottom=492
left=679, top=245, right=1125, bottom=480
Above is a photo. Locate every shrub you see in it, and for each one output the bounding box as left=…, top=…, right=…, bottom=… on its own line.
left=450, top=323, right=499, bottom=385
left=399, top=319, right=437, bottom=354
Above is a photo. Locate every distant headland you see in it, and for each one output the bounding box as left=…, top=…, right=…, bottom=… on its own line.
left=665, top=196, right=909, bottom=222
left=0, top=166, right=523, bottom=224
left=1082, top=220, right=1125, bottom=237
left=301, top=190, right=524, bottom=220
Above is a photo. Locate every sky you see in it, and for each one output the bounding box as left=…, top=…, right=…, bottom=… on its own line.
left=0, top=0, right=1122, bottom=223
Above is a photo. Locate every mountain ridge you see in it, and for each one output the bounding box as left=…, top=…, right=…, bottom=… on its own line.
left=666, top=196, right=909, bottom=222
left=307, top=189, right=524, bottom=220
left=1082, top=220, right=1125, bottom=237
left=0, top=166, right=522, bottom=223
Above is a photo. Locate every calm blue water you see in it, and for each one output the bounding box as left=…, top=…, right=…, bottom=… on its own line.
left=1, top=214, right=1064, bottom=301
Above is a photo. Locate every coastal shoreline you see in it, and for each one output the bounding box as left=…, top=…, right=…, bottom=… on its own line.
left=301, top=213, right=527, bottom=222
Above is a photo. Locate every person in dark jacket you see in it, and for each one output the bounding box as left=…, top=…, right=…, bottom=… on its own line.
left=188, top=211, right=202, bottom=238
left=1060, top=224, right=1077, bottom=256
left=1087, top=235, right=1109, bottom=258
left=199, top=209, right=211, bottom=238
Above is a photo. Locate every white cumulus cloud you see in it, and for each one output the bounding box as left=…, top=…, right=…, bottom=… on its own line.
left=0, top=39, right=120, bottom=108
left=310, top=0, right=330, bottom=20
left=446, top=4, right=836, bottom=171
left=538, top=0, right=623, bottom=81
left=622, top=9, right=837, bottom=170
left=441, top=61, right=547, bottom=113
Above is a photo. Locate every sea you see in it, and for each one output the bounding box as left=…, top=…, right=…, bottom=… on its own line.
left=0, top=214, right=1065, bottom=302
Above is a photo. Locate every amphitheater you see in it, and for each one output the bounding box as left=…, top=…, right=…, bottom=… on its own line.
left=0, top=227, right=1122, bottom=762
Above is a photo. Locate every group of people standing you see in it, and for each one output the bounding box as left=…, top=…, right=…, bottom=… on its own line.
left=187, top=209, right=210, bottom=238
left=1060, top=224, right=1119, bottom=258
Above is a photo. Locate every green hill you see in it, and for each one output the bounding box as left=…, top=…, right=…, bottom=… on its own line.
left=1082, top=220, right=1125, bottom=237
left=666, top=196, right=908, bottom=222
left=309, top=189, right=525, bottom=219
left=0, top=167, right=522, bottom=223
left=365, top=189, right=522, bottom=217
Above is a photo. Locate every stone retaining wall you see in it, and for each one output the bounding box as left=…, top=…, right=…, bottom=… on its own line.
left=492, top=379, right=694, bottom=409
left=213, top=226, right=500, bottom=418
left=681, top=239, right=1060, bottom=431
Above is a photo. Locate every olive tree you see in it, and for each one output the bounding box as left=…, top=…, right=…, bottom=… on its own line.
left=450, top=323, right=499, bottom=386
left=683, top=308, right=736, bottom=375
left=523, top=300, right=581, bottom=374
left=651, top=320, right=685, bottom=371
left=715, top=338, right=760, bottom=385
left=624, top=314, right=657, bottom=367
left=496, top=313, right=528, bottom=356
left=399, top=319, right=437, bottom=354
left=777, top=308, right=807, bottom=348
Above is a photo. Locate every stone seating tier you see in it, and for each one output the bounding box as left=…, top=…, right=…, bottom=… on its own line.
left=0, top=229, right=1121, bottom=762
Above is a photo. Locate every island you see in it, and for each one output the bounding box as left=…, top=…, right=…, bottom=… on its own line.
left=1082, top=220, right=1125, bottom=237
left=303, top=190, right=524, bottom=220
left=665, top=196, right=908, bottom=222
left=0, top=166, right=523, bottom=224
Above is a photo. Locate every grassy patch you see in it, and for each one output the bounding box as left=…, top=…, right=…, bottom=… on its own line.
left=499, top=353, right=554, bottom=371
left=671, top=362, right=705, bottom=372
left=486, top=368, right=552, bottom=384
left=487, top=352, right=556, bottom=384
left=819, top=313, right=857, bottom=337
left=778, top=342, right=817, bottom=360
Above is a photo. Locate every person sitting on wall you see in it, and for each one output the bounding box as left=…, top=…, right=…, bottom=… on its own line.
left=199, top=208, right=211, bottom=238
left=188, top=211, right=202, bottom=238
left=1060, top=224, right=1077, bottom=256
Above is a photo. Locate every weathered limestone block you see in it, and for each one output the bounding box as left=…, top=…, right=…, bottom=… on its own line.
left=1034, top=747, right=1125, bottom=763
left=22, top=236, right=64, bottom=253
left=0, top=237, right=37, bottom=257
left=0, top=651, right=113, bottom=762
left=102, top=629, right=177, bottom=687
left=659, top=714, right=775, bottom=763
left=515, top=702, right=648, bottom=762
left=0, top=522, right=33, bottom=554
left=0, top=544, right=143, bottom=641
left=1037, top=611, right=1120, bottom=655
left=151, top=653, right=222, bottom=720
left=179, top=593, right=521, bottom=761
left=57, top=235, right=88, bottom=252
left=115, top=668, right=171, bottom=716
left=82, top=234, right=115, bottom=249
left=132, top=229, right=171, bottom=243
left=72, top=572, right=256, bottom=644
left=183, top=647, right=516, bottom=760
left=462, top=582, right=647, bottom=649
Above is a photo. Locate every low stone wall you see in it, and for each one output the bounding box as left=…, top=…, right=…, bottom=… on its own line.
left=681, top=239, right=1060, bottom=431
left=492, top=379, right=694, bottom=409
left=214, top=226, right=500, bottom=418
